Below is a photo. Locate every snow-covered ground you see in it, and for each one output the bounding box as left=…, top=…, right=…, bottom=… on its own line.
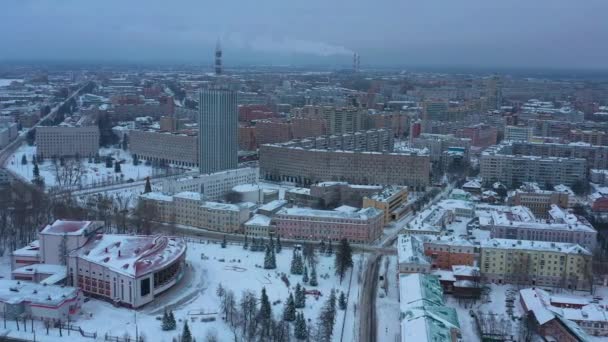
left=0, top=242, right=364, bottom=342
left=5, top=144, right=190, bottom=190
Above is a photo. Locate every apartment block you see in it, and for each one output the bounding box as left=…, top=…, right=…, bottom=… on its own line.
left=36, top=125, right=99, bottom=158
left=260, top=129, right=430, bottom=187
left=129, top=130, right=198, bottom=167
left=480, top=143, right=586, bottom=188
left=504, top=125, right=534, bottom=142
left=480, top=239, right=592, bottom=290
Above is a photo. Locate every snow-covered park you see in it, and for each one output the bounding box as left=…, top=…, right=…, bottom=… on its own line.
left=0, top=241, right=365, bottom=342
left=5, top=144, right=189, bottom=190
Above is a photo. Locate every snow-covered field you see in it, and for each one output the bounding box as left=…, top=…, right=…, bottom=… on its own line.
left=5, top=144, right=189, bottom=190
left=1, top=242, right=364, bottom=342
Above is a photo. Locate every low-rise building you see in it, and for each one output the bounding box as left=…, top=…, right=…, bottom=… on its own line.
left=480, top=238, right=592, bottom=290
left=399, top=273, right=462, bottom=342
left=273, top=206, right=383, bottom=243
left=507, top=183, right=569, bottom=218
left=397, top=235, right=431, bottom=274
left=141, top=191, right=253, bottom=233
left=486, top=205, right=597, bottom=251
left=161, top=167, right=259, bottom=200
left=0, top=279, right=83, bottom=322
left=244, top=214, right=273, bottom=238
left=10, top=220, right=187, bottom=309
left=363, top=186, right=409, bottom=223
left=520, top=288, right=595, bottom=340
left=423, top=236, right=476, bottom=270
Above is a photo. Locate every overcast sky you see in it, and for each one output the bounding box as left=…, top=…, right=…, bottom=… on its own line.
left=1, top=0, right=607, bottom=69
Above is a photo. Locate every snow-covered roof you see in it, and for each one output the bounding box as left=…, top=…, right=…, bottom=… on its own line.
left=368, top=185, right=406, bottom=202
left=399, top=273, right=444, bottom=309
left=245, top=214, right=272, bottom=227
left=487, top=204, right=595, bottom=233
left=140, top=192, right=174, bottom=202
left=287, top=187, right=311, bottom=195
left=276, top=206, right=381, bottom=221
left=520, top=288, right=555, bottom=324
left=40, top=220, right=102, bottom=236
left=174, top=191, right=202, bottom=201
left=334, top=205, right=359, bottom=213
left=12, top=240, right=40, bottom=257
left=258, top=200, right=287, bottom=212
left=232, top=183, right=261, bottom=193
left=481, top=238, right=591, bottom=255
left=12, top=264, right=67, bottom=285
left=0, top=279, right=80, bottom=306
left=398, top=235, right=430, bottom=265
left=72, top=234, right=186, bottom=277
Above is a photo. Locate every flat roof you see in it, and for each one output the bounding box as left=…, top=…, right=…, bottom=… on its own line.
left=40, top=220, right=101, bottom=236
left=0, top=279, right=80, bottom=306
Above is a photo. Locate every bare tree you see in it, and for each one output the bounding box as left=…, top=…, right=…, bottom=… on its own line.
left=52, top=157, right=84, bottom=189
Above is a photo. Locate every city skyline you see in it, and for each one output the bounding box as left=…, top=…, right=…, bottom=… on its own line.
left=1, top=0, right=608, bottom=70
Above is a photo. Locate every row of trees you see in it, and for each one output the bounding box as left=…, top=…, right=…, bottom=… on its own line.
left=213, top=284, right=345, bottom=342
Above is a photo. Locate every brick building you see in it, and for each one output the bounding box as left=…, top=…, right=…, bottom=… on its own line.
left=273, top=207, right=383, bottom=243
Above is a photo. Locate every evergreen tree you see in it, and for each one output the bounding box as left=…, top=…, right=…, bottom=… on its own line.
left=259, top=287, right=272, bottom=320
left=243, top=234, right=249, bottom=250
left=221, top=235, right=227, bottom=248
left=264, top=246, right=276, bottom=269
left=162, top=309, right=176, bottom=330
left=335, top=238, right=354, bottom=283
left=295, top=283, right=306, bottom=309
left=161, top=310, right=170, bottom=330
left=294, top=313, right=308, bottom=340
left=168, top=311, right=176, bottom=330
left=275, top=234, right=282, bottom=253
left=317, top=290, right=337, bottom=342
left=114, top=161, right=121, bottom=173
left=122, top=133, right=129, bottom=150
left=309, top=266, right=318, bottom=287
left=181, top=321, right=192, bottom=342
left=105, top=156, right=112, bottom=168
left=327, top=240, right=333, bottom=255
left=319, top=240, right=326, bottom=254
left=282, top=293, right=296, bottom=322
left=269, top=234, right=275, bottom=252
left=303, top=266, right=309, bottom=283
left=133, top=154, right=139, bottom=166
left=290, top=250, right=304, bottom=275
left=33, top=163, right=40, bottom=178
left=21, top=154, right=27, bottom=165
left=144, top=177, right=152, bottom=193
left=339, top=292, right=347, bottom=310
